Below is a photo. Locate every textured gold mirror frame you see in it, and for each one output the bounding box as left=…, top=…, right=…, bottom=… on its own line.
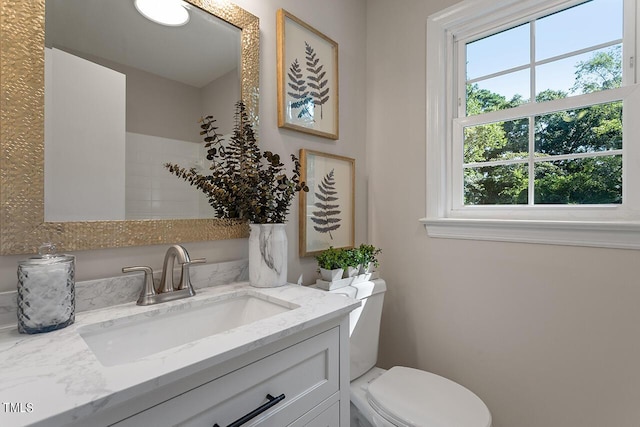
left=0, top=0, right=259, bottom=255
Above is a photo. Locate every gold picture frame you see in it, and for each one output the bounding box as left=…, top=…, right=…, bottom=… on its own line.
left=299, top=149, right=354, bottom=257
left=277, top=9, right=339, bottom=140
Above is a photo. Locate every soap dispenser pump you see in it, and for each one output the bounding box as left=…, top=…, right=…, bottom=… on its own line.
left=17, top=243, right=75, bottom=334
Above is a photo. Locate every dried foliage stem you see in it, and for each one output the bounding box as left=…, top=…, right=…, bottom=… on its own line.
left=165, top=101, right=309, bottom=224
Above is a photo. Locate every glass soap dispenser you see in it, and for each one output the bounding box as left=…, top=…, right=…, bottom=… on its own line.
left=17, top=243, right=75, bottom=334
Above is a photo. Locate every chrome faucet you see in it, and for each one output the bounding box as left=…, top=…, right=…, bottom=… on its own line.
left=122, top=245, right=206, bottom=306
left=158, top=244, right=192, bottom=293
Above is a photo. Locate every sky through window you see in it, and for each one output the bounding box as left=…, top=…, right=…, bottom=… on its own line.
left=466, top=0, right=623, bottom=100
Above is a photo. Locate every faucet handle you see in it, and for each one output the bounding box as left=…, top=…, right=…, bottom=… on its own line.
left=175, top=258, right=206, bottom=292
left=122, top=266, right=157, bottom=306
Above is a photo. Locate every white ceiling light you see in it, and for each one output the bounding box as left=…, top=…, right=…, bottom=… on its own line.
left=134, top=0, right=190, bottom=27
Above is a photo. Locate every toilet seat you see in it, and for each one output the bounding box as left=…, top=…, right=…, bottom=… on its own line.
left=366, top=366, right=492, bottom=427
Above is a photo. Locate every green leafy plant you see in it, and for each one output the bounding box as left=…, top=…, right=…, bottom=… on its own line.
left=358, top=244, right=382, bottom=268
left=315, top=247, right=349, bottom=271
left=165, top=101, right=309, bottom=223
left=342, top=247, right=363, bottom=268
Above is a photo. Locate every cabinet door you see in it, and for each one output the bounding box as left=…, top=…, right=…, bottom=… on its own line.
left=113, top=328, right=339, bottom=427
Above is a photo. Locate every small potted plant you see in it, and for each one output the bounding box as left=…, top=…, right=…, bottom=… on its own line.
left=343, top=247, right=363, bottom=278
left=358, top=244, right=382, bottom=274
left=315, top=247, right=349, bottom=281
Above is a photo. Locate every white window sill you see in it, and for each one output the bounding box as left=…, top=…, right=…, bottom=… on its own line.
left=420, top=217, right=640, bottom=249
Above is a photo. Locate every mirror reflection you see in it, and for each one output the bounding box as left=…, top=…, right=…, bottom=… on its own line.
left=44, top=0, right=241, bottom=222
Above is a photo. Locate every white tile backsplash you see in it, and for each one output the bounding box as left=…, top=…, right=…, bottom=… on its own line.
left=125, top=132, right=204, bottom=220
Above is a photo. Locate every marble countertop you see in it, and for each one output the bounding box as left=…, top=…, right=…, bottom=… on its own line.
left=0, top=282, right=359, bottom=427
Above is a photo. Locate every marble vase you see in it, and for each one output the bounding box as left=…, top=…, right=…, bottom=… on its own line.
left=249, top=223, right=287, bottom=288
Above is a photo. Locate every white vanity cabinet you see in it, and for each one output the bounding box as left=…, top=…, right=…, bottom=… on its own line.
left=112, top=327, right=341, bottom=426
left=0, top=283, right=358, bottom=427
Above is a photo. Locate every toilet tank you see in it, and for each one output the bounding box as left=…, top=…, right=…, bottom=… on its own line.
left=330, top=279, right=387, bottom=380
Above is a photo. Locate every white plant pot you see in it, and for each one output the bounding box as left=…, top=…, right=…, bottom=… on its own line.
left=319, top=267, right=344, bottom=282
left=248, top=223, right=287, bottom=288
left=344, top=265, right=361, bottom=278
left=360, top=262, right=375, bottom=274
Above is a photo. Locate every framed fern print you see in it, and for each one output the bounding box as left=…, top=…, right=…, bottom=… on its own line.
left=299, top=149, right=354, bottom=256
left=277, top=9, right=339, bottom=140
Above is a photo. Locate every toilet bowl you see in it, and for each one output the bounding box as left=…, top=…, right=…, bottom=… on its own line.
left=329, top=279, right=491, bottom=427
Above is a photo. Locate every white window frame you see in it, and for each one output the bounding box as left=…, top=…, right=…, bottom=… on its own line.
left=421, top=0, right=640, bottom=249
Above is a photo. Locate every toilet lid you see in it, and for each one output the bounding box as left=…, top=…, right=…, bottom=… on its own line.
left=367, top=366, right=492, bottom=427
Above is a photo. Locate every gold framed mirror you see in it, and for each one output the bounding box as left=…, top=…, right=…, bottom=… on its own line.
left=0, top=0, right=259, bottom=255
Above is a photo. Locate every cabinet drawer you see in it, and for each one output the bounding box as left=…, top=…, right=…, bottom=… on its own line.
left=290, top=401, right=339, bottom=427
left=113, top=327, right=339, bottom=427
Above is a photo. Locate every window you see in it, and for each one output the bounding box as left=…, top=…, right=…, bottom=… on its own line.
left=461, top=0, right=624, bottom=207
left=423, top=0, right=640, bottom=248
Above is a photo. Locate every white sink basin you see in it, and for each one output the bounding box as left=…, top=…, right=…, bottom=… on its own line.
left=78, top=291, right=298, bottom=366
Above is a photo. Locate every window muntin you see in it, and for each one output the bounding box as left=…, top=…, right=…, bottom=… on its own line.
left=458, top=0, right=625, bottom=207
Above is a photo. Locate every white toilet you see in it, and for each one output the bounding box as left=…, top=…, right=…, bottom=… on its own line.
left=330, top=279, right=492, bottom=427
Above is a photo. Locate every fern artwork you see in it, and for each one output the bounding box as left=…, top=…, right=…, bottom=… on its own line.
left=305, top=42, right=330, bottom=121
left=287, top=59, right=313, bottom=120
left=277, top=9, right=339, bottom=139
left=299, top=150, right=355, bottom=257
left=311, top=169, right=341, bottom=239
left=286, top=41, right=330, bottom=122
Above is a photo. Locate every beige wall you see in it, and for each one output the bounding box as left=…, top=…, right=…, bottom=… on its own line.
left=367, top=0, right=640, bottom=426
left=64, top=50, right=203, bottom=142
left=124, top=64, right=201, bottom=142
left=201, top=68, right=240, bottom=136
left=0, top=0, right=367, bottom=289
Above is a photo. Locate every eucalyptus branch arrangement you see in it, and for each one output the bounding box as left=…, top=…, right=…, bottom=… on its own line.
left=165, top=101, right=309, bottom=224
